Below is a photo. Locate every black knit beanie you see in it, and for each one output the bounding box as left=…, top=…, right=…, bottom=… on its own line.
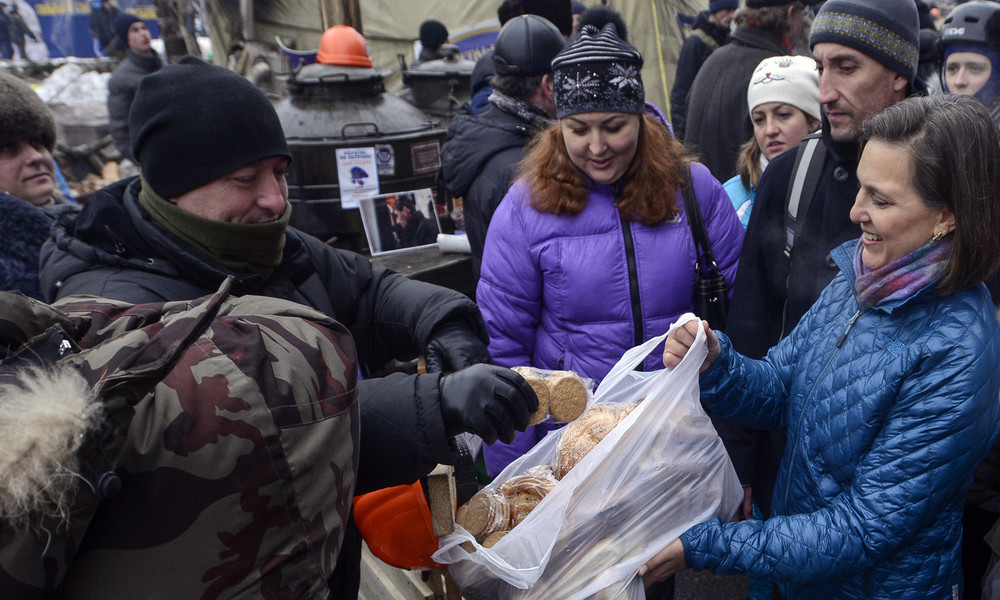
left=129, top=56, right=291, bottom=199
left=419, top=20, right=449, bottom=51
left=551, top=23, right=644, bottom=118
left=810, top=0, right=920, bottom=82
left=0, top=71, right=56, bottom=152
left=115, top=13, right=142, bottom=51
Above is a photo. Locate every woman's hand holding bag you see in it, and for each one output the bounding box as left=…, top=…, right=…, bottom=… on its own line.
left=662, top=319, right=721, bottom=373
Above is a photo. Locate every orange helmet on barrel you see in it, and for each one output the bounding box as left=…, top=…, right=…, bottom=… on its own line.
left=317, top=25, right=374, bottom=67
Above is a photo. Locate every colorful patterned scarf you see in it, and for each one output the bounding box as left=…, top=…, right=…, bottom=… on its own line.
left=853, top=237, right=953, bottom=308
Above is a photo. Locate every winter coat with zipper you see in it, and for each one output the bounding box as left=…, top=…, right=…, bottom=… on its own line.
left=476, top=140, right=744, bottom=476
left=684, top=26, right=792, bottom=182
left=107, top=49, right=163, bottom=160
left=681, top=239, right=1000, bottom=600
left=727, top=126, right=862, bottom=360
left=39, top=176, right=487, bottom=496
left=440, top=101, right=542, bottom=281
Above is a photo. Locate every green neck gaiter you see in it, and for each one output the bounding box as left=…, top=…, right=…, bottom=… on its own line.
left=137, top=176, right=290, bottom=278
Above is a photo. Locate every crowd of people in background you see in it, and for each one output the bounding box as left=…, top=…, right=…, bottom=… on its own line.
left=2, top=1, right=1000, bottom=600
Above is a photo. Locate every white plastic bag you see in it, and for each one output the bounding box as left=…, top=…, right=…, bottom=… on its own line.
left=434, top=314, right=743, bottom=599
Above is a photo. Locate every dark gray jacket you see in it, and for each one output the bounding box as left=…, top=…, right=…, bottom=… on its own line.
left=684, top=26, right=791, bottom=182
left=440, top=102, right=539, bottom=281
left=669, top=11, right=730, bottom=140
left=107, top=50, right=162, bottom=160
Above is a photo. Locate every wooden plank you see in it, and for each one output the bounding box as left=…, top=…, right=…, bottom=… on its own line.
left=359, top=543, right=435, bottom=600
left=426, top=464, right=456, bottom=537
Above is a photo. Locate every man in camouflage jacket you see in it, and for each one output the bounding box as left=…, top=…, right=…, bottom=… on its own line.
left=0, top=280, right=360, bottom=598
left=35, top=57, right=538, bottom=597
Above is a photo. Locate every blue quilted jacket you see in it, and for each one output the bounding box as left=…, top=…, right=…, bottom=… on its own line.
left=681, top=240, right=1000, bottom=599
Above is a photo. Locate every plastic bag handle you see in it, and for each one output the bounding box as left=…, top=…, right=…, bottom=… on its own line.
left=596, top=313, right=705, bottom=399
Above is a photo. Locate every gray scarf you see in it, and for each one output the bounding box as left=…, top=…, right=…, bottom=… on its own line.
left=488, top=90, right=555, bottom=130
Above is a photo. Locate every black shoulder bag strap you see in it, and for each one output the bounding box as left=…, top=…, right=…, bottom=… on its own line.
left=682, top=166, right=729, bottom=330
left=783, top=132, right=826, bottom=258
left=682, top=167, right=717, bottom=276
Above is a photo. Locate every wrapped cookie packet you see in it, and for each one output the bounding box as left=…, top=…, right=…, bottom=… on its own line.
left=511, top=367, right=594, bottom=425
left=435, top=315, right=743, bottom=600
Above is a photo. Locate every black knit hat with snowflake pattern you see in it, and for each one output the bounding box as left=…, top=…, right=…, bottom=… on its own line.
left=551, top=23, right=644, bottom=119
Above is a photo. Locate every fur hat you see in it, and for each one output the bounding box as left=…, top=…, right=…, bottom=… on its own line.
left=747, top=55, right=821, bottom=122
left=0, top=72, right=56, bottom=152
left=552, top=23, right=644, bottom=118
left=129, top=56, right=291, bottom=199
left=810, top=0, right=920, bottom=81
left=115, top=13, right=143, bottom=51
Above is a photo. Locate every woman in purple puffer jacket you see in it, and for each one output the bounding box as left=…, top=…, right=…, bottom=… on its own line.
left=477, top=22, right=745, bottom=478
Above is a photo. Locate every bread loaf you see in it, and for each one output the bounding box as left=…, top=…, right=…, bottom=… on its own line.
left=455, top=488, right=509, bottom=542
left=482, top=531, right=507, bottom=548
left=498, top=465, right=558, bottom=528
left=555, top=403, right=637, bottom=479
left=513, top=366, right=551, bottom=425
left=547, top=370, right=589, bottom=423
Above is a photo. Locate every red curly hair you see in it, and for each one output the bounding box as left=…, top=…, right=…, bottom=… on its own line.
left=517, top=113, right=693, bottom=226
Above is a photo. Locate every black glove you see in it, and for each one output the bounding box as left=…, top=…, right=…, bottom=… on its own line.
left=424, top=320, right=491, bottom=373
left=438, top=364, right=538, bottom=445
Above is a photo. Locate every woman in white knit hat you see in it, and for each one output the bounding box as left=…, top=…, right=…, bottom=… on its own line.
left=723, top=55, right=821, bottom=228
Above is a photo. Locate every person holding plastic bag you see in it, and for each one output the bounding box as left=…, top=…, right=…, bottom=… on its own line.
left=642, top=94, right=1000, bottom=600
left=476, top=17, right=744, bottom=481
left=434, top=315, right=743, bottom=600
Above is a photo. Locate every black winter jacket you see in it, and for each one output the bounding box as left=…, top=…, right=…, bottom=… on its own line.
left=727, top=126, right=861, bottom=360
left=669, top=12, right=730, bottom=141
left=39, top=177, right=488, bottom=495
left=440, top=102, right=539, bottom=281
left=107, top=50, right=163, bottom=160
left=684, top=26, right=791, bottom=182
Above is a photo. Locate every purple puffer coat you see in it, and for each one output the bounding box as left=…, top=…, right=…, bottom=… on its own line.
left=477, top=149, right=744, bottom=476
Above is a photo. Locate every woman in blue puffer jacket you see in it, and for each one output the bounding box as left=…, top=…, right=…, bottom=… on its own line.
left=476, top=23, right=744, bottom=478
left=643, top=95, right=1000, bottom=600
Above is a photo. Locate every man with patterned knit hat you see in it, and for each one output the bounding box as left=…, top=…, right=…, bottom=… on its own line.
left=728, top=0, right=923, bottom=360
left=718, top=0, right=923, bottom=534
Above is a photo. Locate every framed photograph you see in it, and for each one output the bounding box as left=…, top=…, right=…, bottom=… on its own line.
left=358, top=189, right=442, bottom=255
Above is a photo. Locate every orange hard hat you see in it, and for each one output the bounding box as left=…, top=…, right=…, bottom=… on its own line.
left=353, top=480, right=444, bottom=569
left=317, top=25, right=374, bottom=67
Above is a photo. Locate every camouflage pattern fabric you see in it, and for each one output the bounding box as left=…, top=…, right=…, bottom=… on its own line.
left=0, top=280, right=360, bottom=599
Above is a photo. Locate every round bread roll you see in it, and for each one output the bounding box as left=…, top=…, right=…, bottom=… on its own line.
left=555, top=403, right=636, bottom=479
left=482, top=530, right=508, bottom=548
left=498, top=465, right=558, bottom=528
left=547, top=370, right=589, bottom=422
left=513, top=366, right=551, bottom=425
left=456, top=488, right=510, bottom=542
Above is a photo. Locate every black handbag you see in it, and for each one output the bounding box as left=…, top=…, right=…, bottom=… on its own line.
left=681, top=169, right=729, bottom=331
